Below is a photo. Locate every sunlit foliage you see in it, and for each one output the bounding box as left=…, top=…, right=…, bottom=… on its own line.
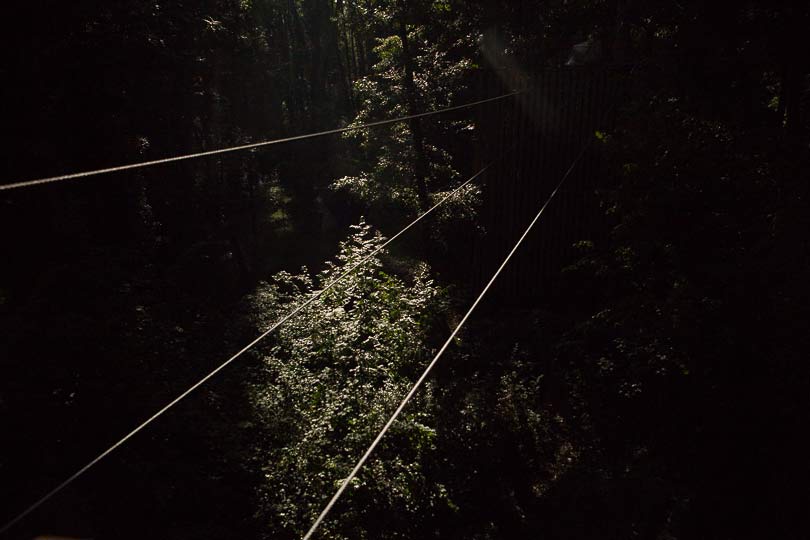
left=244, top=222, right=452, bottom=539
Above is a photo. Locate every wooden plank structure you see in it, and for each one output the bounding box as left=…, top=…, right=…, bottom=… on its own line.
left=470, top=67, right=621, bottom=304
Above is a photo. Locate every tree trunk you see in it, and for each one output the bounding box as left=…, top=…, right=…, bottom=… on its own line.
left=397, top=0, right=429, bottom=209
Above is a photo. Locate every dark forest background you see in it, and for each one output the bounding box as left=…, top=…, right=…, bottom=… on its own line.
left=1, top=1, right=809, bottom=539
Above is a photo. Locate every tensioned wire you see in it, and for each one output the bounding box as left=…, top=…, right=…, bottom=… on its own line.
left=0, top=91, right=522, bottom=192
left=301, top=66, right=637, bottom=537
left=301, top=139, right=595, bottom=540
left=0, top=153, right=508, bottom=536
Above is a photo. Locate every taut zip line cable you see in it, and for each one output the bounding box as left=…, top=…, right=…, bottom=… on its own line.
left=301, top=140, right=594, bottom=540
left=0, top=91, right=521, bottom=192
left=302, top=64, right=638, bottom=539
left=0, top=155, right=506, bottom=536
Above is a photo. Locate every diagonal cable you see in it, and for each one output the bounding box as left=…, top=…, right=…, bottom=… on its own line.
left=301, top=139, right=594, bottom=540
left=0, top=156, right=504, bottom=536
left=301, top=63, right=640, bottom=540
left=0, top=92, right=521, bottom=192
